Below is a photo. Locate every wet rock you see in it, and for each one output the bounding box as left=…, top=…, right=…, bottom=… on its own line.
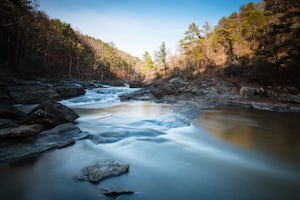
left=24, top=100, right=79, bottom=128
left=7, top=85, right=60, bottom=104
left=0, top=123, right=81, bottom=162
left=119, top=88, right=155, bottom=101
left=75, top=160, right=129, bottom=183
left=54, top=83, right=85, bottom=99
left=0, top=124, right=43, bottom=139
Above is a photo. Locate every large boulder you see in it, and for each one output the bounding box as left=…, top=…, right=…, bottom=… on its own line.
left=150, top=82, right=180, bottom=98
left=54, top=83, right=85, bottom=99
left=75, top=160, right=129, bottom=183
left=7, top=85, right=60, bottom=104
left=25, top=100, right=79, bottom=128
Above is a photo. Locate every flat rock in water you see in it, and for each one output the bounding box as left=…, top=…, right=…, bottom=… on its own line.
left=0, top=123, right=81, bottom=162
left=0, top=124, right=43, bottom=139
left=75, top=160, right=129, bottom=183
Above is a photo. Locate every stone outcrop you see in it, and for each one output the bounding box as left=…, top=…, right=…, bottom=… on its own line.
left=0, top=123, right=81, bottom=162
left=7, top=85, right=60, bottom=104
left=0, top=124, right=43, bottom=139
left=24, top=100, right=79, bottom=128
left=119, top=88, right=155, bottom=101
left=54, top=82, right=85, bottom=99
left=5, top=81, right=86, bottom=104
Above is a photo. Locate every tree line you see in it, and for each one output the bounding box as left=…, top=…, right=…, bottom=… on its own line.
left=0, top=0, right=140, bottom=81
left=1, top=0, right=299, bottom=86
left=141, top=0, right=300, bottom=86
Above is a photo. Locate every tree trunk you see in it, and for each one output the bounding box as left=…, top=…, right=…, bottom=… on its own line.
left=69, top=57, right=72, bottom=79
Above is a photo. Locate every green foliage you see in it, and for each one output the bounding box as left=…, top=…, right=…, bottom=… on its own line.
left=141, top=51, right=155, bottom=80
left=154, top=42, right=168, bottom=77
left=239, top=2, right=266, bottom=41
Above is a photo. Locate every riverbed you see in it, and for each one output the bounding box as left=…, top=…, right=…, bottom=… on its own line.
left=0, top=85, right=299, bottom=200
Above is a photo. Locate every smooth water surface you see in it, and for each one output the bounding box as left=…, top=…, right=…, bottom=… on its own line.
left=1, top=86, right=299, bottom=200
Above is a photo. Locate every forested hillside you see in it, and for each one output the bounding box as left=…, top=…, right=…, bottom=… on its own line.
left=141, top=0, right=300, bottom=87
left=1, top=0, right=299, bottom=87
left=0, top=0, right=140, bottom=81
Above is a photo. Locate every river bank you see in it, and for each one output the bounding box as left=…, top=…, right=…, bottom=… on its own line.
left=0, top=78, right=299, bottom=163
left=0, top=83, right=299, bottom=200
left=120, top=77, right=300, bottom=112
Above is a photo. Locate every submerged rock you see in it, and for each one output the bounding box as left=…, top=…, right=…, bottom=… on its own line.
left=101, top=188, right=134, bottom=198
left=75, top=160, right=129, bottom=183
left=24, top=100, right=79, bottom=128
left=87, top=128, right=166, bottom=144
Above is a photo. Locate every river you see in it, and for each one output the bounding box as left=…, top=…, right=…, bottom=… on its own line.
left=0, top=85, right=299, bottom=200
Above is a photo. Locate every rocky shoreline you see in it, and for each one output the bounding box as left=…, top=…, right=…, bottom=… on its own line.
left=0, top=78, right=300, bottom=164
left=120, top=77, right=300, bottom=112
left=0, top=78, right=299, bottom=199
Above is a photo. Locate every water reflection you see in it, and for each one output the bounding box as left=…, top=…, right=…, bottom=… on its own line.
left=195, top=106, right=300, bottom=162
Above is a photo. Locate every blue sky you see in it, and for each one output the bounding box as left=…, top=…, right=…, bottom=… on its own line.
left=39, top=0, right=260, bottom=58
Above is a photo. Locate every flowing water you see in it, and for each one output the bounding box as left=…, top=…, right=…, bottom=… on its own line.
left=1, top=86, right=300, bottom=200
